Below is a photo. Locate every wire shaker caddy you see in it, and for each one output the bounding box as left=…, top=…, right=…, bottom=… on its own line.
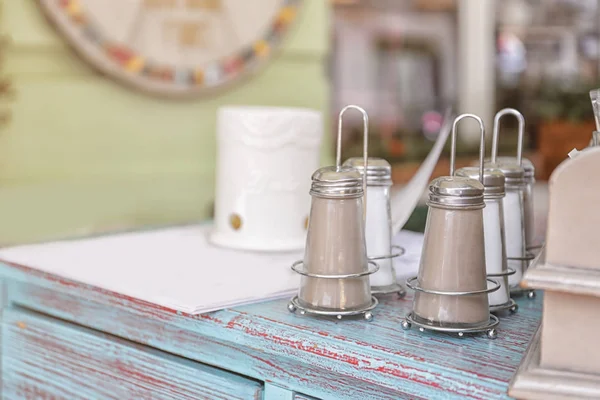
left=402, top=113, right=500, bottom=339
left=288, top=105, right=378, bottom=320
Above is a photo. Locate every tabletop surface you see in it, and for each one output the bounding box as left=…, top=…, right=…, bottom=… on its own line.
left=0, top=225, right=425, bottom=315
left=0, top=256, right=543, bottom=400
left=235, top=293, right=543, bottom=399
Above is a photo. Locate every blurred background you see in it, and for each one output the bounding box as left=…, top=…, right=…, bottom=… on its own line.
left=333, top=0, right=599, bottom=230
left=335, top=0, right=598, bottom=174
left=0, top=0, right=598, bottom=243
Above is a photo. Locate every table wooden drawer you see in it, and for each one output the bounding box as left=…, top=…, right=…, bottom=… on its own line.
left=2, top=307, right=263, bottom=400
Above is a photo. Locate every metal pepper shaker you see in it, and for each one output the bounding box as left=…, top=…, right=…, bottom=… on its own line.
left=342, top=157, right=405, bottom=297
left=486, top=162, right=528, bottom=294
left=402, top=114, right=500, bottom=339
left=288, top=105, right=379, bottom=321
left=456, top=166, right=517, bottom=314
left=491, top=108, right=538, bottom=254
left=485, top=109, right=533, bottom=298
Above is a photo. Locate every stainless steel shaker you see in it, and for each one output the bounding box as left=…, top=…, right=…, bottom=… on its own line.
left=486, top=109, right=534, bottom=298
left=402, top=114, right=500, bottom=339
left=342, top=157, right=406, bottom=297
left=456, top=166, right=517, bottom=314
left=288, top=105, right=379, bottom=321
left=491, top=108, right=538, bottom=255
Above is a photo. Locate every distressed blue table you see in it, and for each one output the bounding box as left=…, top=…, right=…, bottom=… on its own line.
left=0, top=261, right=542, bottom=399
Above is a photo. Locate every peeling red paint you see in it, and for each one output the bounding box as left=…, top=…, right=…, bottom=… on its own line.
left=225, top=314, right=244, bottom=329
left=226, top=317, right=364, bottom=367
left=199, top=313, right=224, bottom=324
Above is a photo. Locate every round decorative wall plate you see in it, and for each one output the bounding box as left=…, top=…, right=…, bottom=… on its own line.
left=38, top=0, right=302, bottom=97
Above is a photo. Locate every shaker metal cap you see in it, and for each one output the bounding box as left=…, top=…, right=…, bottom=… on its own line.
left=490, top=108, right=532, bottom=184
left=487, top=156, right=535, bottom=180
left=484, top=161, right=525, bottom=188
left=343, top=157, right=392, bottom=186
left=428, top=176, right=485, bottom=209
left=456, top=166, right=505, bottom=198
left=310, top=166, right=364, bottom=199
left=428, top=113, right=486, bottom=209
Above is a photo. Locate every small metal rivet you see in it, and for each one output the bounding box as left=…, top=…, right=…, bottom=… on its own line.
left=419, top=327, right=425, bottom=332
left=458, top=332, right=464, bottom=337
left=337, top=315, right=342, bottom=320
left=229, top=213, right=242, bottom=230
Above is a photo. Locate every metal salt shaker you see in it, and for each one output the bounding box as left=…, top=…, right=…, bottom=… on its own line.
left=491, top=108, right=538, bottom=253
left=402, top=114, right=500, bottom=339
left=485, top=162, right=528, bottom=294
left=456, top=166, right=517, bottom=314
left=342, top=157, right=405, bottom=297
left=484, top=111, right=531, bottom=297
left=288, top=105, right=378, bottom=321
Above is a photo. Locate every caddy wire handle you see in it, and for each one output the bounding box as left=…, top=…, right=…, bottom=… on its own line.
left=450, top=113, right=485, bottom=184
left=337, top=105, right=369, bottom=218
left=491, top=108, right=525, bottom=166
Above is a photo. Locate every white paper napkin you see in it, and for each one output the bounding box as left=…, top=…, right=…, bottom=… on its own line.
left=0, top=224, right=423, bottom=314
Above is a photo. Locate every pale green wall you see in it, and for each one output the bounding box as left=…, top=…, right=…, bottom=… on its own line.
left=0, top=0, right=331, bottom=245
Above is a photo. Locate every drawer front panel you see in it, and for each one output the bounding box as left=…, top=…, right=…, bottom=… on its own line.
left=2, top=308, right=262, bottom=400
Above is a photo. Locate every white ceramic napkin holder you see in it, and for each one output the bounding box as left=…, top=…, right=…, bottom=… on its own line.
left=209, top=106, right=324, bottom=252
